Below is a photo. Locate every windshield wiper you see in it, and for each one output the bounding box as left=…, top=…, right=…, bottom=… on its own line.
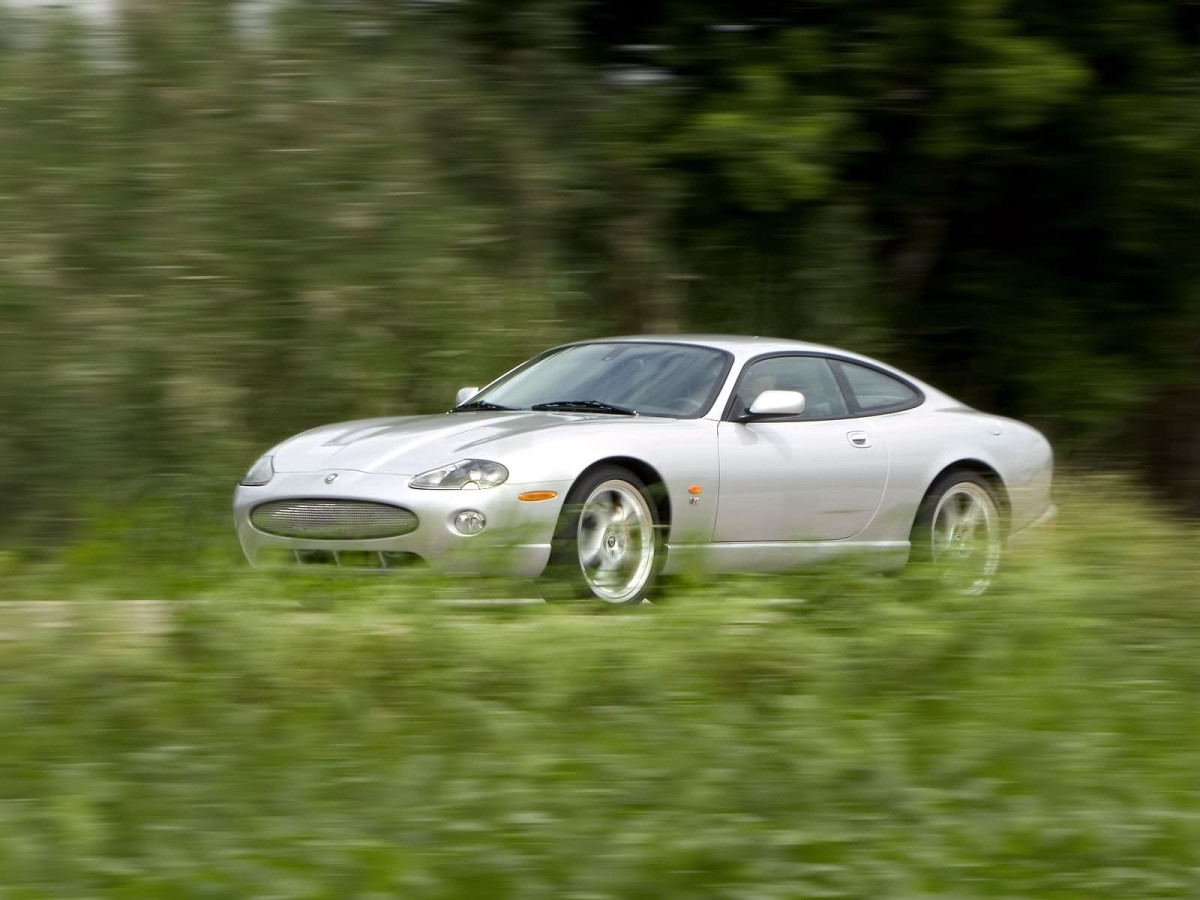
left=530, top=399, right=638, bottom=416
left=451, top=400, right=517, bottom=412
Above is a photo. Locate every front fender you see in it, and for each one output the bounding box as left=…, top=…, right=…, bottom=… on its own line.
left=486, top=417, right=722, bottom=544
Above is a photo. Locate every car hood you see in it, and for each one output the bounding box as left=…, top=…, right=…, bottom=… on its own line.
left=271, top=411, right=639, bottom=476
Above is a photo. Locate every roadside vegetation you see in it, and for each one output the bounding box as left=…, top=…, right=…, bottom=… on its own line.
left=3, top=0, right=1200, bottom=546
left=2, top=3, right=1199, bottom=894
left=2, top=479, right=1198, bottom=897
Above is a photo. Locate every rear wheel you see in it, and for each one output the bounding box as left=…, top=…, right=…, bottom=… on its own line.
left=541, top=466, right=662, bottom=605
left=910, top=472, right=1003, bottom=595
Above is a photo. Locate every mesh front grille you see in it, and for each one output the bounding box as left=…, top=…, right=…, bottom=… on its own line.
left=251, top=499, right=418, bottom=540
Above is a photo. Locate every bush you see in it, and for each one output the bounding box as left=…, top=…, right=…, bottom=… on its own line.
left=1, top=480, right=1198, bottom=897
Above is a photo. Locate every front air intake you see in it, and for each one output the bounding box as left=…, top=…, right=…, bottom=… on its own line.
left=251, top=499, right=418, bottom=540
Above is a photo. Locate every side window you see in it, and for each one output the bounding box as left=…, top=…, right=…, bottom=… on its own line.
left=836, top=362, right=920, bottom=413
left=734, top=356, right=848, bottom=419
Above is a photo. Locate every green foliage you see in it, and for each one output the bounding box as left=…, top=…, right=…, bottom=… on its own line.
left=1, top=6, right=1196, bottom=891
left=0, top=3, right=586, bottom=539
left=1, top=482, right=1199, bottom=896
left=553, top=0, right=1200, bottom=487
left=674, top=66, right=849, bottom=210
left=2, top=0, right=1200, bottom=538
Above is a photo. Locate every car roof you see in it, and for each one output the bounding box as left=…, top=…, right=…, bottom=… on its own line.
left=577, top=334, right=869, bottom=363
left=567, top=334, right=960, bottom=407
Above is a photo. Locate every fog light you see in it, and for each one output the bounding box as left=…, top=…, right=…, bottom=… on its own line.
left=453, top=510, right=486, bottom=535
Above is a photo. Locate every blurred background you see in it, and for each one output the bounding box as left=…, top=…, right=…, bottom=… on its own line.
left=3, top=5, right=1200, bottom=897
left=1, top=0, right=1198, bottom=555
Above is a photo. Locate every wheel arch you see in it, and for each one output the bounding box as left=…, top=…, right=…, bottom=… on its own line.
left=923, top=459, right=1011, bottom=529
left=574, top=456, right=672, bottom=538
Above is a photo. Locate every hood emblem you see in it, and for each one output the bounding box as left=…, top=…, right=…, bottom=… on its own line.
left=324, top=473, right=339, bottom=484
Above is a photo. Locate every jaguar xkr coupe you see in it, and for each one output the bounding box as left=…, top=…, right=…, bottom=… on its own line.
left=235, top=336, right=1055, bottom=602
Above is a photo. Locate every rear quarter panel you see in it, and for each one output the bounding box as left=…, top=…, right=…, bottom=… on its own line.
left=865, top=407, right=1054, bottom=541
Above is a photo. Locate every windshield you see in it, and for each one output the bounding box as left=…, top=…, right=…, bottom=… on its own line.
left=465, top=342, right=731, bottom=418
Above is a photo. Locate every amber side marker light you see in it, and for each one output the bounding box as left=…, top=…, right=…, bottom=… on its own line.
left=687, top=485, right=703, bottom=495
left=518, top=491, right=558, bottom=502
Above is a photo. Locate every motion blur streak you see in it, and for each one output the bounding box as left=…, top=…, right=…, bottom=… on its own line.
left=0, top=0, right=1198, bottom=540
left=0, top=1, right=1198, bottom=895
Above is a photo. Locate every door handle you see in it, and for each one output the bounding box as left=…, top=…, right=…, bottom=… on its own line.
left=847, top=431, right=872, bottom=448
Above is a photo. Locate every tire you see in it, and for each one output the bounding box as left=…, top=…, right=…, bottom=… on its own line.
left=540, top=466, right=664, bottom=605
left=909, top=470, right=1004, bottom=596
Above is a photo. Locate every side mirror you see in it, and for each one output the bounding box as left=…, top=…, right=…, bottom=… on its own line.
left=455, top=386, right=481, bottom=407
left=746, top=389, right=806, bottom=419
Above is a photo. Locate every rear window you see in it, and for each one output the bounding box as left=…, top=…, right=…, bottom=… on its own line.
left=836, top=362, right=920, bottom=413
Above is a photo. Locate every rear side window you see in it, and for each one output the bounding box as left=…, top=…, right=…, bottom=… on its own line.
left=836, top=362, right=920, bottom=414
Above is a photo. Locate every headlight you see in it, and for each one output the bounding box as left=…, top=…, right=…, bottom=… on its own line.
left=409, top=459, right=508, bottom=490
left=240, top=454, right=275, bottom=486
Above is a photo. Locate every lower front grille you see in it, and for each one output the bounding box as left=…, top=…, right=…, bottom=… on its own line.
left=251, top=499, right=419, bottom=540
left=294, top=549, right=425, bottom=569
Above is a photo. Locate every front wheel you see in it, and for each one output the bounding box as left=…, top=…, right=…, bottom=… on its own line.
left=910, top=472, right=1004, bottom=596
left=541, top=466, right=662, bottom=605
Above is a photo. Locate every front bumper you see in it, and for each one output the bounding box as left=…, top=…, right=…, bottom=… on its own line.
left=234, top=470, right=572, bottom=577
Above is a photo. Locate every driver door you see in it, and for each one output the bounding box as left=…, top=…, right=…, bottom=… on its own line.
left=713, top=355, right=888, bottom=542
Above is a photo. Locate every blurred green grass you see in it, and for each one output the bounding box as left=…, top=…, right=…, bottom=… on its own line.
left=1, top=478, right=1198, bottom=897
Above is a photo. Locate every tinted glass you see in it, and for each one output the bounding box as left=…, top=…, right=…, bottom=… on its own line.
left=734, top=356, right=848, bottom=419
left=838, top=362, right=919, bottom=412
left=472, top=343, right=729, bottom=418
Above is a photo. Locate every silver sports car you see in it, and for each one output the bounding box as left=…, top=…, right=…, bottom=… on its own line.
left=234, top=335, right=1055, bottom=602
